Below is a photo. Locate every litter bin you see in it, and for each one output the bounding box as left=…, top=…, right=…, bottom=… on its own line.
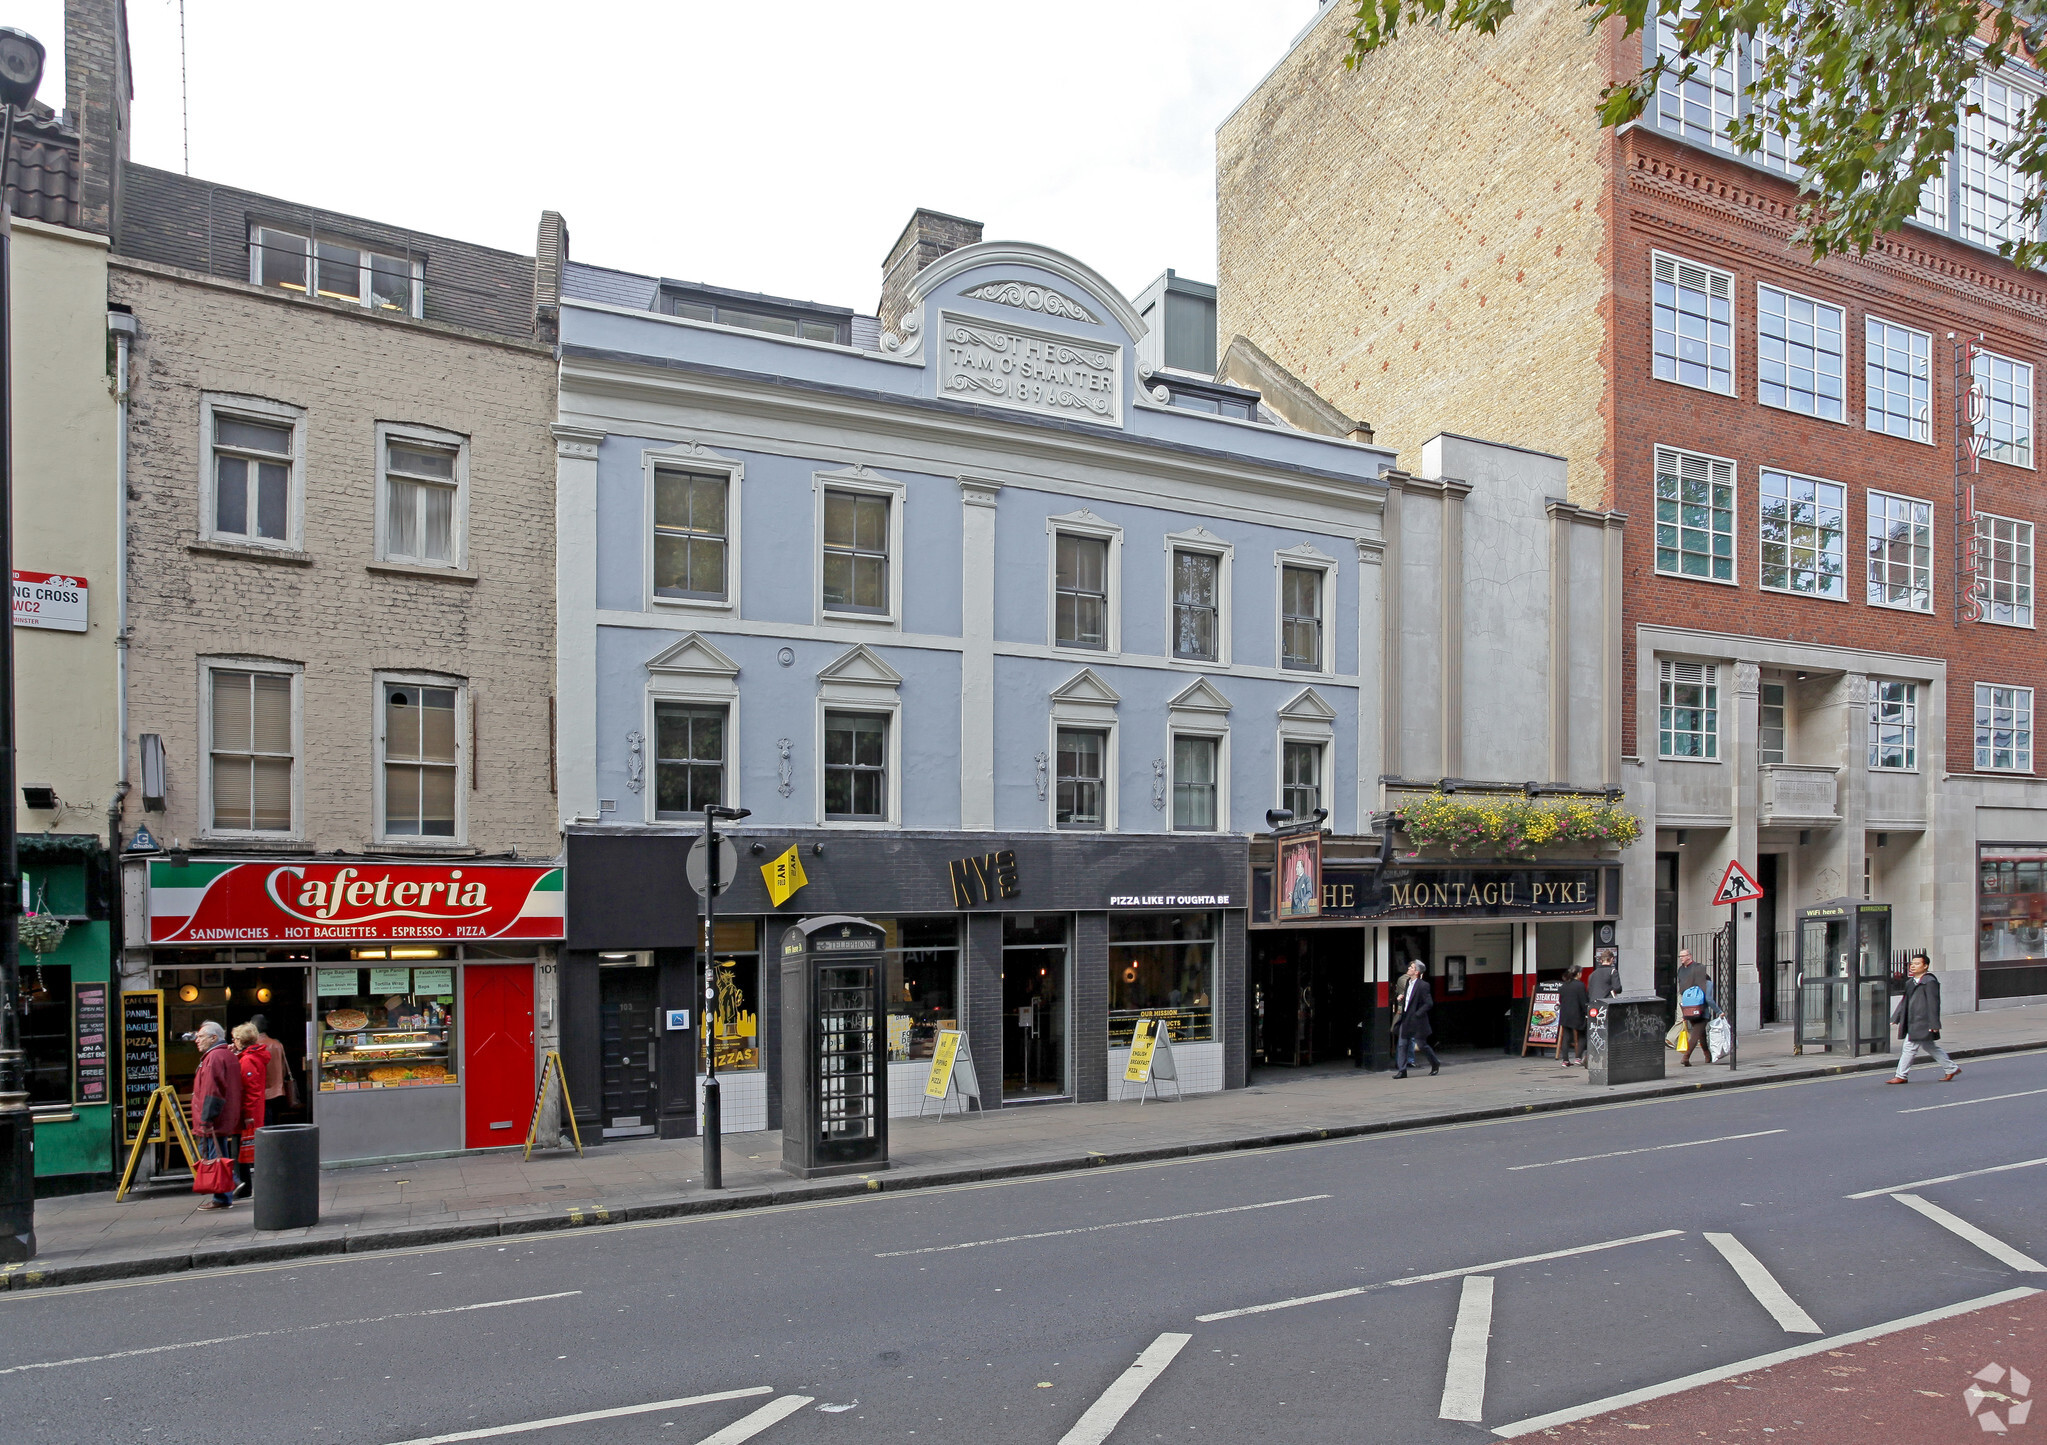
left=1586, top=993, right=1667, bottom=1087
left=253, top=1123, right=320, bottom=1231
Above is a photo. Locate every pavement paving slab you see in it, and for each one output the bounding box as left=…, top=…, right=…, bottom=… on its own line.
left=8, top=1003, right=2043, bottom=1291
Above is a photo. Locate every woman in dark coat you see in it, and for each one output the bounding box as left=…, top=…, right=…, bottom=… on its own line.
left=1556, top=971, right=1591, bottom=1068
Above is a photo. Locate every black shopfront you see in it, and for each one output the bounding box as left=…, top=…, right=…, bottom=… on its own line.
left=1248, top=836, right=1624, bottom=1068
left=561, top=827, right=1247, bottom=1140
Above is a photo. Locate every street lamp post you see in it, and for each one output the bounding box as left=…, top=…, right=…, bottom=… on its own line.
left=699, top=804, right=749, bottom=1191
left=0, top=25, right=47, bottom=1264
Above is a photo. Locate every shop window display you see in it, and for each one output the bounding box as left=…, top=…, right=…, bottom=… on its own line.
left=879, top=917, right=960, bottom=1062
left=1109, top=912, right=1216, bottom=1045
left=1978, top=846, right=2047, bottom=1001
left=316, top=963, right=457, bottom=1090
left=700, top=919, right=763, bottom=1072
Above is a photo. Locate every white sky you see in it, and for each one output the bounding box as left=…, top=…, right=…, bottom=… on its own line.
left=17, top=1, right=1319, bottom=311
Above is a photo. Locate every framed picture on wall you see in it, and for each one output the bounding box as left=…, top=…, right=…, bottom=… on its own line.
left=1445, top=955, right=1467, bottom=993
left=1275, top=831, right=1323, bottom=922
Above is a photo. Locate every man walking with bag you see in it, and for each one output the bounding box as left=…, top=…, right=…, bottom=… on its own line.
left=1887, top=954, right=1960, bottom=1085
left=190, top=1021, right=244, bottom=1210
left=1674, top=949, right=1715, bottom=1067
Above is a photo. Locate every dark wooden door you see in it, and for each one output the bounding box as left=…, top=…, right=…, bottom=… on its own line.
left=599, top=967, right=658, bottom=1135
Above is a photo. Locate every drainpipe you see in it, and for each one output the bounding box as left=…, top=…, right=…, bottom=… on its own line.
left=107, top=313, right=136, bottom=1014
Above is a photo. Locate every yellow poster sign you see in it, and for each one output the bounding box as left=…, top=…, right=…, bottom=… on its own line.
left=925, top=1029, right=962, bottom=1097
left=762, top=845, right=809, bottom=907
left=1124, top=1018, right=1158, bottom=1082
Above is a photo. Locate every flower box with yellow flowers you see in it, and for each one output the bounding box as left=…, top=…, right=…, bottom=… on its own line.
left=1394, top=793, right=1643, bottom=860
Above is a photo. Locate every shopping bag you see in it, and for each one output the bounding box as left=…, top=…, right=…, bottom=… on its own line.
left=1665, top=1021, right=1683, bottom=1049
left=1674, top=1026, right=1690, bottom=1054
left=192, top=1155, right=235, bottom=1195
left=1707, top=1016, right=1731, bottom=1062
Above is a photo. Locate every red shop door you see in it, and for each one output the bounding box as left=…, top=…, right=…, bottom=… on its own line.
left=464, top=964, right=535, bottom=1150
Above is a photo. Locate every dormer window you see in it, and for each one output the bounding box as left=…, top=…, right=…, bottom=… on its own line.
left=658, top=284, right=851, bottom=345
left=251, top=226, right=420, bottom=316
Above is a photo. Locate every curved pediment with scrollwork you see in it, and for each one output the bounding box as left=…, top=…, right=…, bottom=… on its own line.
left=959, top=280, right=1102, bottom=326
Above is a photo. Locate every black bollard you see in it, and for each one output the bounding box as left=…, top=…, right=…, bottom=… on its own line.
left=253, top=1123, right=320, bottom=1231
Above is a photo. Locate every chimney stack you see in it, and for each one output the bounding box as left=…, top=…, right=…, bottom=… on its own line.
left=878, top=208, right=983, bottom=340
left=64, top=0, right=132, bottom=239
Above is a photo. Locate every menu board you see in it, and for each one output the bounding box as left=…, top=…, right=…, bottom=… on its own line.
left=368, top=967, right=411, bottom=995
left=316, top=969, right=360, bottom=997
left=122, top=989, right=165, bottom=1143
left=1522, top=980, right=1563, bottom=1054
left=73, top=982, right=109, bottom=1106
left=413, top=967, right=453, bottom=995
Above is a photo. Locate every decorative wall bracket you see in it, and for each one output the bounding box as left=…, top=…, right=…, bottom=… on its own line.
left=776, top=738, right=793, bottom=798
left=1152, top=758, right=1168, bottom=811
left=1034, top=752, right=1049, bottom=801
left=625, top=731, right=645, bottom=794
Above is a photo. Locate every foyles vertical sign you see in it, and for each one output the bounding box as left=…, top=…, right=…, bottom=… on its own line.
left=947, top=850, right=1020, bottom=907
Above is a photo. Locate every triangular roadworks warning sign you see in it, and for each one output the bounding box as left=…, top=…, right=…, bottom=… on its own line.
left=1713, top=859, right=1765, bottom=906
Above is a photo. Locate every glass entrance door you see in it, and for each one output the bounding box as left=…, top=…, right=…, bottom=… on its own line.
left=1003, top=915, right=1068, bottom=1100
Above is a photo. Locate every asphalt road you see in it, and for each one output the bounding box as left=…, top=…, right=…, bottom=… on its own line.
left=4, top=1051, right=2044, bottom=1444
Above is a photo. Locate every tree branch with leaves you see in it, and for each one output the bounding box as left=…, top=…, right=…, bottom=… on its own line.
left=1342, top=0, right=2047, bottom=268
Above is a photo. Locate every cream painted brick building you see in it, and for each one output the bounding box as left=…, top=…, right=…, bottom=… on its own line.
left=113, top=232, right=558, bottom=858
left=1217, top=0, right=1615, bottom=507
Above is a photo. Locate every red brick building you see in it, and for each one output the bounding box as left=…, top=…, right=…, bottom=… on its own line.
left=1218, top=0, right=2047, bottom=1022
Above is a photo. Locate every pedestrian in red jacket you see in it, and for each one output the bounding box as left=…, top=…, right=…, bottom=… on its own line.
left=232, top=1022, right=270, bottom=1198
left=190, top=1021, right=243, bottom=1209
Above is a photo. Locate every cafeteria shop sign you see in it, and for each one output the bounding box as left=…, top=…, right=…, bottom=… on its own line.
left=12, top=570, right=87, bottom=632
left=148, top=860, right=564, bottom=943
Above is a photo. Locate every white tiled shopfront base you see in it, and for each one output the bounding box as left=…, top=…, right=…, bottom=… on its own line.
left=889, top=1059, right=940, bottom=1117
left=1105, top=1040, right=1224, bottom=1100
left=698, top=1070, right=768, bottom=1134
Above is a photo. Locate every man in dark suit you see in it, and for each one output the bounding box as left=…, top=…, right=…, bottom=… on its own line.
left=1394, top=961, right=1440, bottom=1078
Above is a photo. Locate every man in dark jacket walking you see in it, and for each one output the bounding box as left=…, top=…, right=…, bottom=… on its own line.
left=190, top=1021, right=244, bottom=1209
left=1674, top=948, right=1716, bottom=1067
left=1887, top=954, right=1960, bottom=1084
left=1393, top=961, right=1439, bottom=1078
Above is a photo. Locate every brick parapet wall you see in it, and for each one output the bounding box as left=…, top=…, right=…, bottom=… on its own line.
left=112, top=259, right=560, bottom=856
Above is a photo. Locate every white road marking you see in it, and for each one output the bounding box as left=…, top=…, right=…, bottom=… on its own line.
left=1702, top=1233, right=1821, bottom=1333
left=1893, top=1193, right=2047, bottom=1272
left=1492, top=1287, right=2040, bottom=1437
left=693, top=1396, right=814, bottom=1444
left=1845, top=1154, right=2047, bottom=1199
left=0, top=1291, right=583, bottom=1375
left=1505, top=1129, right=1786, bottom=1171
left=381, top=1387, right=775, bottom=1445
left=875, top=1194, right=1331, bottom=1257
left=1056, top=1332, right=1191, bottom=1445
left=1899, top=1087, right=2047, bottom=1114
left=1438, top=1275, right=1495, bottom=1422
left=1195, top=1229, right=1683, bottom=1322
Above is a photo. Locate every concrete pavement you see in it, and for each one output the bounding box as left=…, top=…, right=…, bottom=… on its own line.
left=10, top=1001, right=2044, bottom=1292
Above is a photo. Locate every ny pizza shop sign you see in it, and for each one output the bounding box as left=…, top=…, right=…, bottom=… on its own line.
left=149, top=860, right=565, bottom=943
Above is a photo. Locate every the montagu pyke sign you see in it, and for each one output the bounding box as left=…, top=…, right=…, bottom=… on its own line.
left=1251, top=863, right=1619, bottom=924
left=149, top=860, right=564, bottom=943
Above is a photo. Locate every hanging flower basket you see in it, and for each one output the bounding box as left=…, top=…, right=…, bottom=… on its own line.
left=18, top=911, right=68, bottom=955
left=1395, top=793, right=1643, bottom=860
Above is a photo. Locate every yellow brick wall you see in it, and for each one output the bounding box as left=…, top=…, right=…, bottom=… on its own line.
left=113, top=260, right=560, bottom=856
left=1217, top=0, right=1615, bottom=506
